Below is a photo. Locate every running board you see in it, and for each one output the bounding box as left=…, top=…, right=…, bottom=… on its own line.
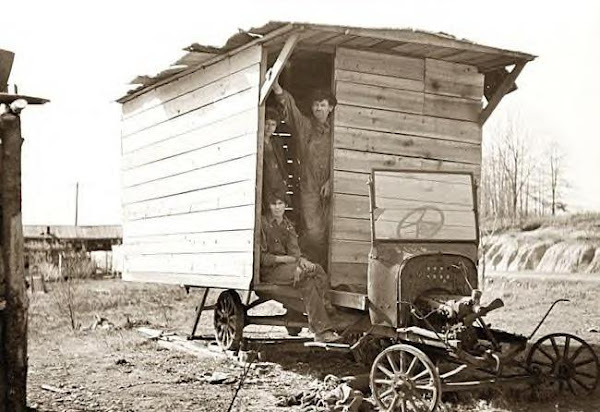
left=304, top=341, right=352, bottom=351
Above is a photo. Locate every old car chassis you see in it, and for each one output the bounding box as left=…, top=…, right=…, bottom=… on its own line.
left=187, top=170, right=599, bottom=411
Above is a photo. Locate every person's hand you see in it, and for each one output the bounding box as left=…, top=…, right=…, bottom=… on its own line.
left=320, top=180, right=331, bottom=199
left=299, top=257, right=316, bottom=272
left=266, top=68, right=283, bottom=95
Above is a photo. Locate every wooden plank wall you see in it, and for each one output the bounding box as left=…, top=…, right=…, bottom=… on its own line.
left=331, top=48, right=484, bottom=290
left=119, top=45, right=262, bottom=290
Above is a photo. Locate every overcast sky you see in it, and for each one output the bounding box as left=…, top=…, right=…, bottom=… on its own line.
left=2, top=0, right=599, bottom=225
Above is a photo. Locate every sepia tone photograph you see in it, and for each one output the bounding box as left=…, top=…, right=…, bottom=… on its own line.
left=1, top=1, right=599, bottom=411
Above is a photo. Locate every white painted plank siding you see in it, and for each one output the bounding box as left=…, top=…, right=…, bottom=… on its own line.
left=120, top=45, right=262, bottom=290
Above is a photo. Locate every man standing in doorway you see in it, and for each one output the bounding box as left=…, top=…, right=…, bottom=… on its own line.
left=272, top=79, right=336, bottom=268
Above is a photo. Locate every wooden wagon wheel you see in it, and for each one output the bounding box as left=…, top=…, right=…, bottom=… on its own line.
left=213, top=290, right=245, bottom=351
left=526, top=333, right=599, bottom=397
left=370, top=344, right=441, bottom=411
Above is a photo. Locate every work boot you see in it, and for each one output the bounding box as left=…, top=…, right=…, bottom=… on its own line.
left=314, top=330, right=342, bottom=343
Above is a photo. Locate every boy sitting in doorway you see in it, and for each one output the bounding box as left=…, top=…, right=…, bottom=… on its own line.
left=260, top=190, right=340, bottom=343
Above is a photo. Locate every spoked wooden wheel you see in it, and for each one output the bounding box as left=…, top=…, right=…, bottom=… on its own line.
left=526, top=333, right=599, bottom=396
left=370, top=344, right=441, bottom=411
left=213, top=290, right=245, bottom=351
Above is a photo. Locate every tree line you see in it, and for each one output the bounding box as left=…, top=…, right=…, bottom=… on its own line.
left=480, top=113, right=567, bottom=224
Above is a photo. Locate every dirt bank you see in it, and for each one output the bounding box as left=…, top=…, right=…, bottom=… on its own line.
left=482, top=214, right=600, bottom=274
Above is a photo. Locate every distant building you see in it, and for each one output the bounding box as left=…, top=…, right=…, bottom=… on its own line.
left=23, top=225, right=122, bottom=252
left=23, top=225, right=123, bottom=278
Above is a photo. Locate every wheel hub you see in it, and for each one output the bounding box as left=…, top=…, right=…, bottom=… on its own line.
left=554, top=358, right=575, bottom=380
left=393, top=374, right=415, bottom=396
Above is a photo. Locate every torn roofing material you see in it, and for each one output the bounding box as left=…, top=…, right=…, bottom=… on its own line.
left=117, top=21, right=535, bottom=103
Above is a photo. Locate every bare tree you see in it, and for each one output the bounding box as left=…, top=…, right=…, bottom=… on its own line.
left=546, top=140, right=566, bottom=216
left=481, top=111, right=569, bottom=225
left=481, top=112, right=537, bottom=224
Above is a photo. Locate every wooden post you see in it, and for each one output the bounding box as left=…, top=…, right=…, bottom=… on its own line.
left=0, top=110, right=28, bottom=412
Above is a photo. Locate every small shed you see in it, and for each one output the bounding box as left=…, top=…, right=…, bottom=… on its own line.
left=117, top=22, right=534, bottom=292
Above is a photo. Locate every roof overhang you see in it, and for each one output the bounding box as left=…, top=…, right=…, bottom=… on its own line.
left=117, top=21, right=536, bottom=116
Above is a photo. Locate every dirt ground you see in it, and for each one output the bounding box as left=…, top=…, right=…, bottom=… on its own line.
left=26, top=275, right=600, bottom=412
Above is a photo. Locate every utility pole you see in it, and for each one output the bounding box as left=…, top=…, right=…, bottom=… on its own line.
left=1, top=48, right=48, bottom=412
left=75, top=181, right=79, bottom=226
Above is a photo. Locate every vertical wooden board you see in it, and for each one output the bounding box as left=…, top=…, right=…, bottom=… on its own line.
left=123, top=133, right=257, bottom=188
left=423, top=93, right=481, bottom=122
left=335, top=81, right=424, bottom=114
left=122, top=64, right=261, bottom=137
left=334, top=127, right=481, bottom=165
left=333, top=148, right=481, bottom=175
left=122, top=46, right=262, bottom=118
left=335, top=48, right=424, bottom=81
left=122, top=108, right=258, bottom=170
left=335, top=105, right=481, bottom=144
left=253, top=46, right=267, bottom=286
left=124, top=179, right=256, bottom=221
left=425, top=58, right=484, bottom=100
left=122, top=86, right=259, bottom=154
left=335, top=69, right=423, bottom=92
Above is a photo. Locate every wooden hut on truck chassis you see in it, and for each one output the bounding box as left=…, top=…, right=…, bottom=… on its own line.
left=117, top=22, right=534, bottom=340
